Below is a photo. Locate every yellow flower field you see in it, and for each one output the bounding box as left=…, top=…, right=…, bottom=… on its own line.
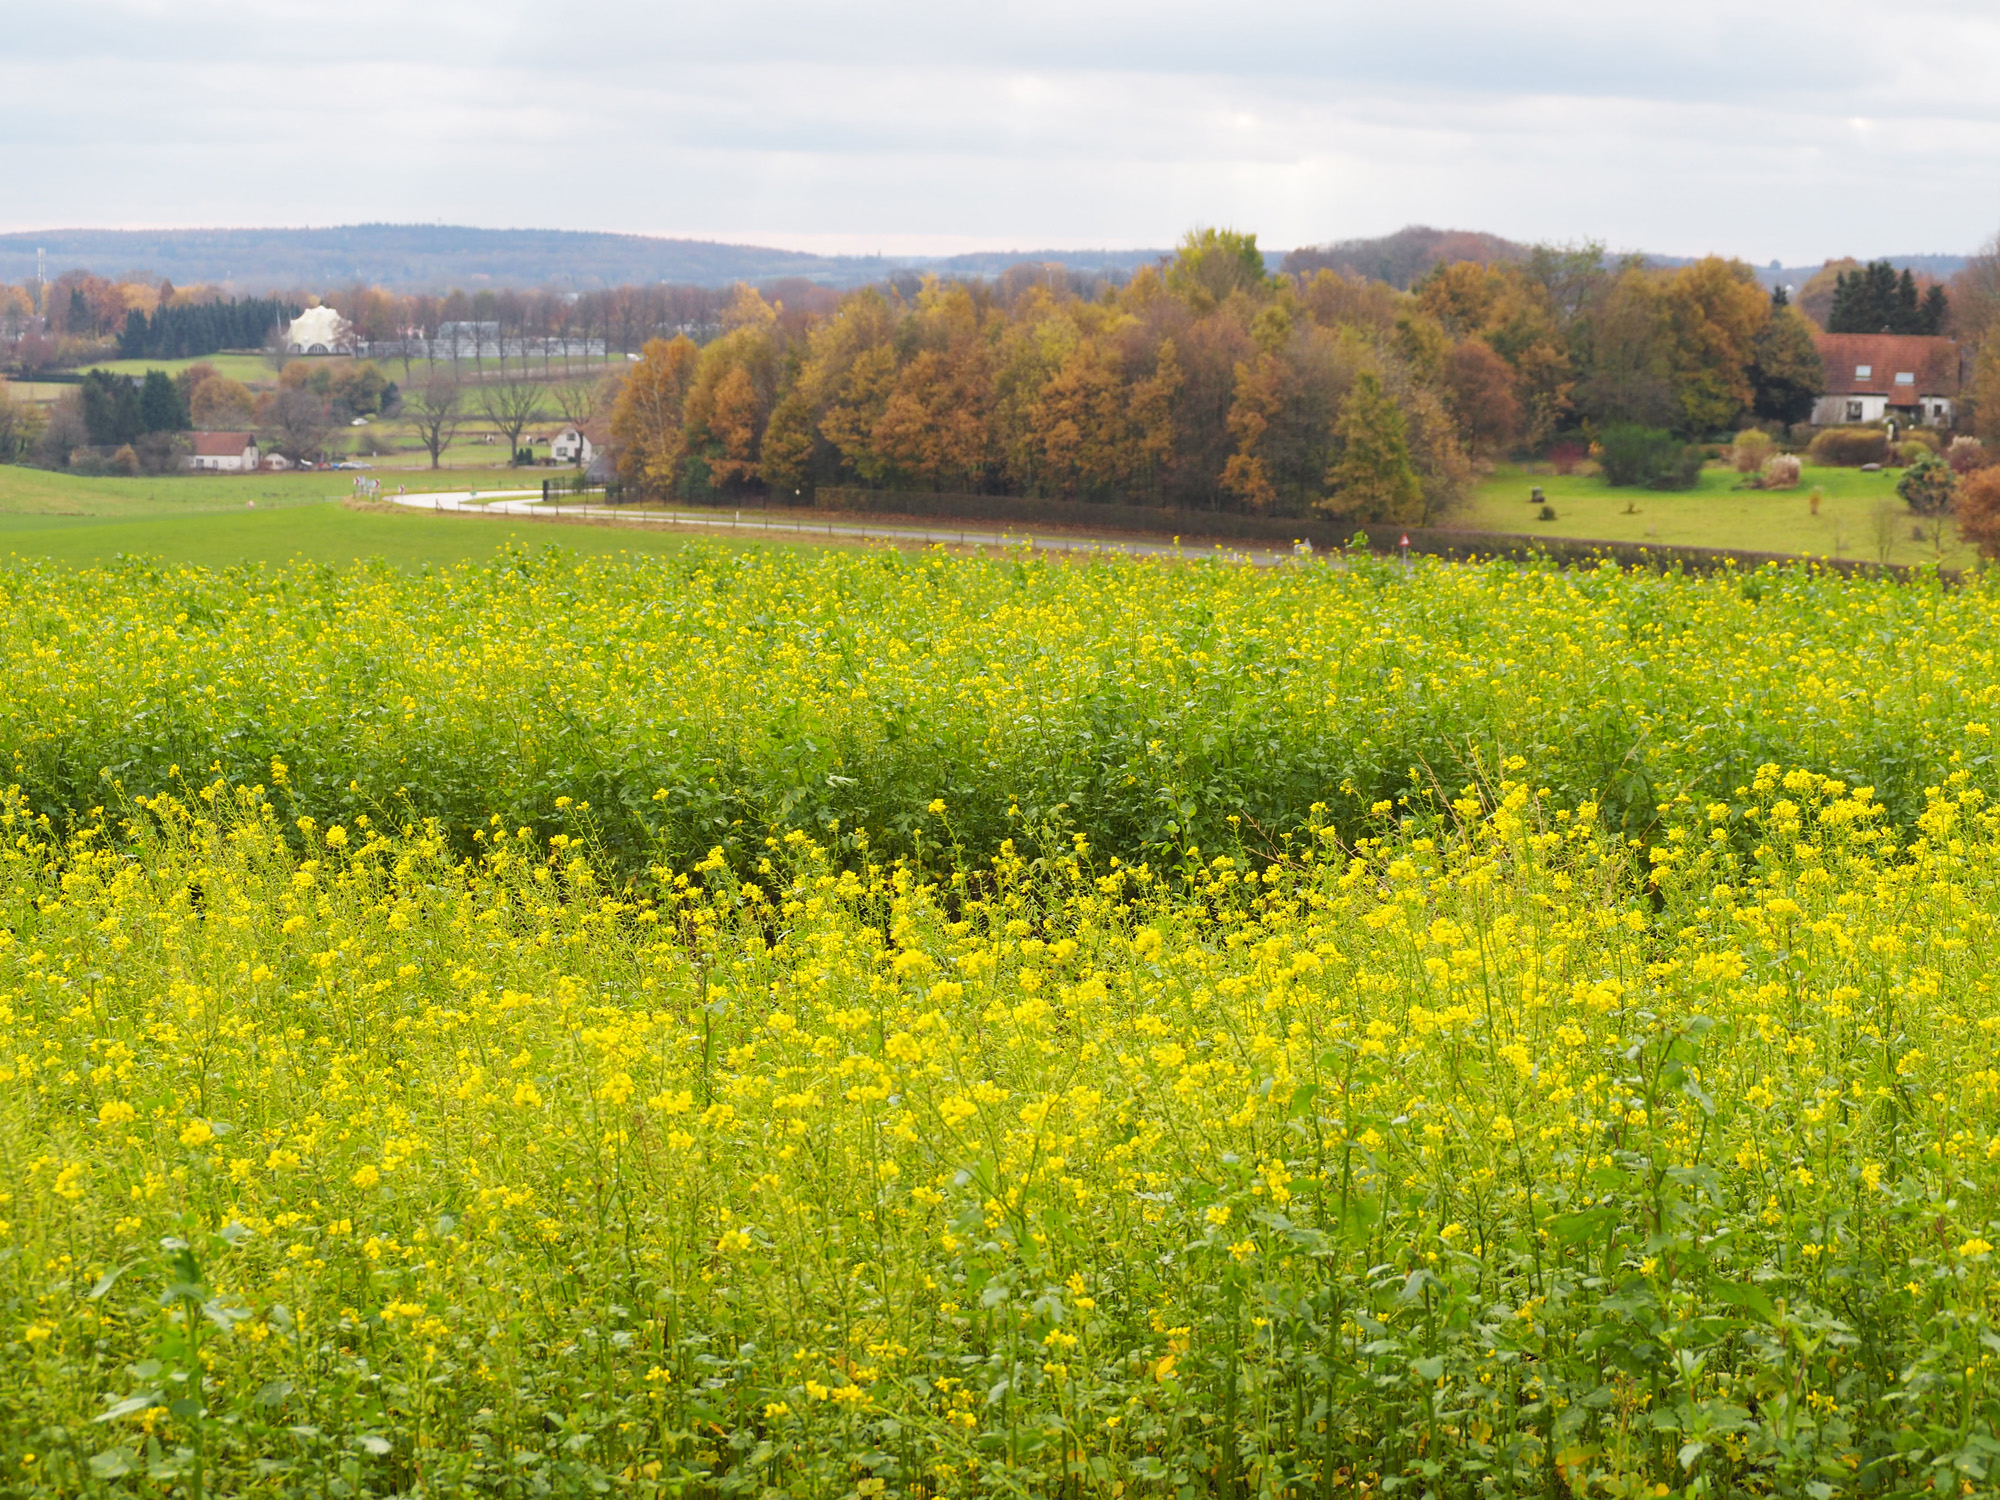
left=5, top=757, right=2000, bottom=1496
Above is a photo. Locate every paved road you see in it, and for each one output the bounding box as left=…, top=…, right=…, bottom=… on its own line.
left=382, top=488, right=1312, bottom=565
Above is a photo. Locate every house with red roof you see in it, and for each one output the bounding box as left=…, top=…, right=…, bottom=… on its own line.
left=1810, top=333, right=1960, bottom=428
left=184, top=432, right=259, bottom=472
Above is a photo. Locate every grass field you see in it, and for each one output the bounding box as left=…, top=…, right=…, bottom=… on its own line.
left=0, top=465, right=713, bottom=568
left=1466, top=462, right=1975, bottom=568
left=74, top=352, right=288, bottom=387
left=4, top=548, right=2000, bottom=1495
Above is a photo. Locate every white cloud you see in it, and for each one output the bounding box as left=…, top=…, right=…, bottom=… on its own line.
left=3, top=0, right=1999, bottom=261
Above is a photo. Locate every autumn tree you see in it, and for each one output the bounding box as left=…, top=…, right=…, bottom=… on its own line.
left=1414, top=261, right=1503, bottom=338
left=1442, top=338, right=1520, bottom=457
left=1029, top=336, right=1130, bottom=499
left=1125, top=338, right=1181, bottom=504
left=1322, top=372, right=1422, bottom=523
left=609, top=336, right=700, bottom=494
left=760, top=390, right=818, bottom=498
left=1955, top=465, right=2000, bottom=559
left=1661, top=257, right=1769, bottom=435
left=191, top=377, right=255, bottom=429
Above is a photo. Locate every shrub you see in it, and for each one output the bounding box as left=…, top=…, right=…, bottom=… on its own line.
left=1546, top=440, right=1585, bottom=475
left=109, top=443, right=139, bottom=477
left=1730, top=428, right=1776, bottom=473
left=1948, top=435, right=1988, bottom=473
left=1959, top=466, right=2000, bottom=558
left=1893, top=439, right=1933, bottom=467
left=1762, top=453, right=1802, bottom=489
left=1807, top=427, right=1889, bottom=467
left=1599, top=423, right=1704, bottom=489
left=1897, top=451, right=1957, bottom=516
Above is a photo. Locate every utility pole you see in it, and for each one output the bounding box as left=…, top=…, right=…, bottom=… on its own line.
left=35, top=248, right=46, bottom=316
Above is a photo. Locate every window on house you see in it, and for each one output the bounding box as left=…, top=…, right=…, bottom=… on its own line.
left=1855, top=364, right=1872, bottom=379
left=1895, top=372, right=1915, bottom=385
left=1846, top=400, right=1864, bottom=420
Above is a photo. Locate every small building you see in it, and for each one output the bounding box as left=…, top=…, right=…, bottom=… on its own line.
left=261, top=452, right=293, bottom=471
left=548, top=426, right=595, bottom=465
left=1811, top=333, right=1960, bottom=427
left=285, top=306, right=355, bottom=356
left=184, top=432, right=259, bottom=472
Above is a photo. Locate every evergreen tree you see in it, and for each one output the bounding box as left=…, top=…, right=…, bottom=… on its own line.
left=1829, top=261, right=1944, bottom=335
left=1919, top=284, right=1949, bottom=336
left=1321, top=372, right=1422, bottom=522
left=138, top=369, right=189, bottom=433
left=1897, top=269, right=1921, bottom=331
left=79, top=371, right=142, bottom=447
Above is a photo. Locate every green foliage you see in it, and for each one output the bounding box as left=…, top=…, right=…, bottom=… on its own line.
left=1897, top=450, right=1957, bottom=515
left=1598, top=423, right=1704, bottom=489
left=1748, top=303, right=1824, bottom=425
left=1164, top=226, right=1269, bottom=309
left=0, top=543, right=1995, bottom=882
left=79, top=369, right=144, bottom=448
left=1828, top=259, right=1947, bottom=335
left=1322, top=371, right=1423, bottom=521
left=138, top=368, right=190, bottom=434
left=118, top=295, right=297, bottom=360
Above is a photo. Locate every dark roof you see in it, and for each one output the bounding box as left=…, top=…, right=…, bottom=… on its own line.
left=1815, top=333, right=1960, bottom=399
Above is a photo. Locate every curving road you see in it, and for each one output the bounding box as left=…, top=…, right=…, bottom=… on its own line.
left=382, top=487, right=1313, bottom=565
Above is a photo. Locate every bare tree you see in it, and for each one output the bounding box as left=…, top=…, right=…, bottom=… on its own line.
left=478, top=377, right=546, bottom=465
left=550, top=372, right=604, bottom=433
left=265, top=388, right=335, bottom=464
left=1871, top=499, right=1901, bottom=565
left=405, top=377, right=464, bottom=470
left=1951, top=234, right=2000, bottom=346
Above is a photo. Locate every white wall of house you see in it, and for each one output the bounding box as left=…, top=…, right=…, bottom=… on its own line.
left=550, top=428, right=594, bottom=464
left=1813, top=394, right=1889, bottom=425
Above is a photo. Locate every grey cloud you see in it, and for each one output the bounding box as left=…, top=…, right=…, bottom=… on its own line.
left=2, top=0, right=1998, bottom=263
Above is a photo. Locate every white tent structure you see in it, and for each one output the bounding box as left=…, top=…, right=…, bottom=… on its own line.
left=285, top=306, right=354, bottom=355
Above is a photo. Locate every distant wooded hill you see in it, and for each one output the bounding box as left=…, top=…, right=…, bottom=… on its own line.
left=0, top=222, right=1970, bottom=297
left=1280, top=225, right=1966, bottom=295
left=0, top=226, right=1168, bottom=293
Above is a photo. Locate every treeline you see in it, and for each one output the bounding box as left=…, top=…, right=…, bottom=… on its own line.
left=117, top=296, right=297, bottom=360
left=595, top=232, right=1830, bottom=520
left=1826, top=260, right=1949, bottom=335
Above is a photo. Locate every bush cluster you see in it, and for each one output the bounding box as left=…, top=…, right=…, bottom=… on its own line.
left=1806, top=427, right=1889, bottom=467
left=1596, top=423, right=1705, bottom=489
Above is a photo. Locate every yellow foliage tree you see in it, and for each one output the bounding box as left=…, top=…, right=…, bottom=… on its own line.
left=610, top=336, right=700, bottom=495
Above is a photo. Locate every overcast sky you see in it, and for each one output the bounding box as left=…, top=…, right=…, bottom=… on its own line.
left=5, top=0, right=1999, bottom=263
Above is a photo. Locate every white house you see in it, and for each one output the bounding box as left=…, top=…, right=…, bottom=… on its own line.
left=184, top=432, right=259, bottom=472
left=285, top=305, right=355, bottom=356
left=1809, top=333, right=1961, bottom=428
left=548, top=426, right=595, bottom=465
